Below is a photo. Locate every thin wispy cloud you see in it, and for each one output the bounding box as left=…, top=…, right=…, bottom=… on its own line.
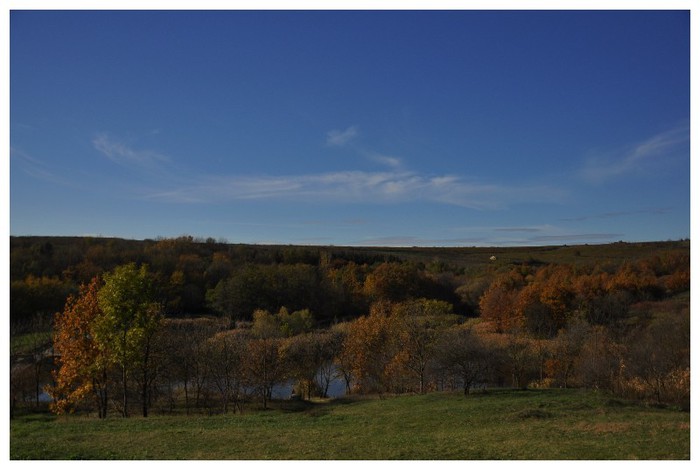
left=580, top=125, right=689, bottom=184
left=493, top=227, right=544, bottom=233
left=560, top=207, right=671, bottom=222
left=353, top=231, right=624, bottom=247
left=443, top=224, right=625, bottom=246
left=10, top=147, right=71, bottom=186
left=145, top=169, right=564, bottom=210
left=326, top=126, right=358, bottom=146
left=367, top=152, right=403, bottom=169
left=93, top=133, right=170, bottom=168
left=300, top=218, right=369, bottom=227
left=355, top=236, right=487, bottom=247
left=529, top=233, right=624, bottom=243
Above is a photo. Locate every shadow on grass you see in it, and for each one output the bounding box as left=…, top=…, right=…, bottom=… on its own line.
left=514, top=408, right=555, bottom=420
left=274, top=396, right=361, bottom=417
left=12, top=412, right=55, bottom=424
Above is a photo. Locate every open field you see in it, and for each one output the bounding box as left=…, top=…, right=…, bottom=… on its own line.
left=10, top=388, right=689, bottom=460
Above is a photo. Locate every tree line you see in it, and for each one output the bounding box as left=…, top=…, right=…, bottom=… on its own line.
left=10, top=237, right=689, bottom=417
left=10, top=236, right=412, bottom=326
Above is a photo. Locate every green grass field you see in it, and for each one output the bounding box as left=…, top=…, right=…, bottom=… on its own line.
left=10, top=388, right=689, bottom=460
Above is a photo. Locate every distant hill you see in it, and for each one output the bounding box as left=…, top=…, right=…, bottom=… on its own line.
left=10, top=235, right=689, bottom=325
left=10, top=235, right=690, bottom=276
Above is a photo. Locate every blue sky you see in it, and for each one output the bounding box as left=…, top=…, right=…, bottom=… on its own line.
left=9, top=9, right=691, bottom=246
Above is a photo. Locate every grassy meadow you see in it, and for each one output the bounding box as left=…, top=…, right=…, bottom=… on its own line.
left=10, top=388, right=689, bottom=460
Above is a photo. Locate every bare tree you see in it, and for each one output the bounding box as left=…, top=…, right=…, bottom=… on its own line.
left=501, top=331, right=538, bottom=390
left=282, top=330, right=341, bottom=399
left=622, top=308, right=689, bottom=405
left=244, top=337, right=285, bottom=409
left=206, top=330, right=247, bottom=413
left=162, top=317, right=223, bottom=413
left=435, top=327, right=490, bottom=395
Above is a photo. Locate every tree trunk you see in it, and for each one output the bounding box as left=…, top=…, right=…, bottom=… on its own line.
left=142, top=382, right=149, bottom=417
left=100, top=369, right=108, bottom=418
left=343, top=370, right=352, bottom=394
left=141, top=342, right=151, bottom=418
left=100, top=390, right=107, bottom=419
left=93, top=377, right=106, bottom=419
left=34, top=361, right=41, bottom=408
left=121, top=328, right=129, bottom=418
left=122, top=365, right=128, bottom=417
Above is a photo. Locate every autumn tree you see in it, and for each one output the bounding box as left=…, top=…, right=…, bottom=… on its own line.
left=606, top=261, right=663, bottom=301
left=363, top=262, right=421, bottom=302
left=50, top=277, right=110, bottom=418
left=573, top=272, right=610, bottom=323
left=656, top=250, right=690, bottom=295
left=94, top=263, right=163, bottom=417
left=479, top=278, right=521, bottom=333
left=341, top=301, right=396, bottom=394
left=663, top=268, right=690, bottom=295
left=537, top=266, right=573, bottom=330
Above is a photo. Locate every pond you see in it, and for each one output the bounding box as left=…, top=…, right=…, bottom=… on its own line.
left=34, top=365, right=348, bottom=406
left=271, top=365, right=347, bottom=399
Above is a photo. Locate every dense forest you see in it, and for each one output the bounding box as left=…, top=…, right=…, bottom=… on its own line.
left=10, top=236, right=690, bottom=417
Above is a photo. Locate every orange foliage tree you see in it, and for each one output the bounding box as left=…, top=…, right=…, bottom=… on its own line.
left=340, top=301, right=396, bottom=394
left=363, top=262, right=421, bottom=302
left=515, top=265, right=574, bottom=338
left=479, top=279, right=521, bottom=333
left=50, top=276, right=110, bottom=418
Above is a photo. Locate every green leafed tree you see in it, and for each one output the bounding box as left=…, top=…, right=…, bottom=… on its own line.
left=95, top=263, right=163, bottom=417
